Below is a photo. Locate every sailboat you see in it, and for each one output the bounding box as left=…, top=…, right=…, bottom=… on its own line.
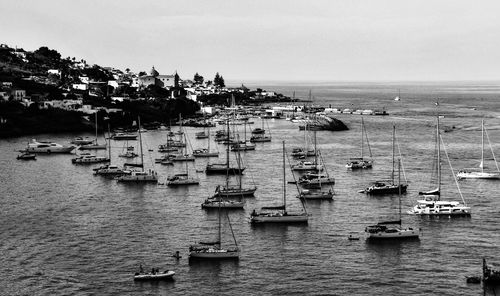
left=230, top=122, right=256, bottom=151
left=116, top=117, right=158, bottom=183
left=297, top=151, right=335, bottom=200
left=291, top=122, right=315, bottom=158
left=189, top=203, right=240, bottom=260
left=365, top=159, right=419, bottom=240
left=394, top=89, right=401, bottom=101
left=94, top=124, right=130, bottom=176
left=170, top=132, right=195, bottom=162
left=250, top=117, right=272, bottom=143
left=408, top=116, right=471, bottom=217
left=206, top=119, right=246, bottom=175
left=250, top=141, right=309, bottom=224
left=193, top=125, right=219, bottom=157
left=80, top=113, right=107, bottom=150
left=361, top=124, right=407, bottom=195
left=291, top=130, right=323, bottom=172
left=456, top=120, right=500, bottom=179
left=346, top=117, right=373, bottom=169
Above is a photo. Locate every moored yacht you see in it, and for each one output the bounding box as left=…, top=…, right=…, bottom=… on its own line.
left=72, top=153, right=109, bottom=164
left=24, top=139, right=75, bottom=154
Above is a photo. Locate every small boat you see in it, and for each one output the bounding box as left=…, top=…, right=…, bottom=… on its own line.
left=71, top=136, right=94, bottom=145
left=134, top=270, right=175, bottom=281
left=119, top=151, right=139, bottom=158
left=206, top=163, right=244, bottom=175
left=195, top=131, right=209, bottom=139
left=24, top=139, right=75, bottom=154
left=72, top=153, right=109, bottom=164
left=230, top=143, right=256, bottom=151
left=167, top=173, right=199, bottom=186
left=193, top=149, right=219, bottom=158
left=16, top=152, right=36, bottom=160
left=251, top=128, right=265, bottom=134
left=291, top=161, right=323, bottom=172
left=297, top=189, right=334, bottom=200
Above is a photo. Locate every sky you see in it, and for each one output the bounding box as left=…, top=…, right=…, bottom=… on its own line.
left=1, top=0, right=500, bottom=82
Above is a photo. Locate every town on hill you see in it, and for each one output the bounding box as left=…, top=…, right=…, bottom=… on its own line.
left=0, top=44, right=298, bottom=137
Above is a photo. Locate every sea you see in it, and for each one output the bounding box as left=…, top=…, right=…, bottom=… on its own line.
left=1, top=81, right=500, bottom=295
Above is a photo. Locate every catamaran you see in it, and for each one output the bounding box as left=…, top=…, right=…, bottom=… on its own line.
left=456, top=120, right=500, bottom=179
left=250, top=141, right=309, bottom=224
left=346, top=117, right=373, bottom=169
left=408, top=116, right=471, bottom=217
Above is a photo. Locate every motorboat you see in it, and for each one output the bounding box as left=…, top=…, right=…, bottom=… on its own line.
left=93, top=165, right=130, bottom=176
left=71, top=136, right=94, bottom=145
left=291, top=161, right=323, bottom=172
left=166, top=173, right=199, bottom=186
left=16, top=152, right=36, bottom=160
left=116, top=170, right=158, bottom=183
left=134, top=270, right=175, bottom=281
left=72, top=153, right=109, bottom=164
left=193, top=149, right=219, bottom=157
left=24, top=139, right=75, bottom=154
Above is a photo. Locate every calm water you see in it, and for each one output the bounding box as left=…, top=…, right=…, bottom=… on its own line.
left=1, top=82, right=500, bottom=295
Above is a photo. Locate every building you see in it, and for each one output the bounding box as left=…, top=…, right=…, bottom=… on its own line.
left=12, top=89, right=26, bottom=101
left=137, top=66, right=179, bottom=89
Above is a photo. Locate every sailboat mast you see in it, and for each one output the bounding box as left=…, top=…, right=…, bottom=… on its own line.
left=314, top=130, right=318, bottom=166
left=398, top=158, right=402, bottom=221
left=391, top=124, right=395, bottom=184
left=283, top=141, right=286, bottom=213
left=481, top=120, right=484, bottom=173
left=361, top=118, right=364, bottom=159
left=138, top=117, right=144, bottom=168
left=437, top=115, right=441, bottom=194
left=107, top=123, right=111, bottom=161
left=94, top=113, right=98, bottom=144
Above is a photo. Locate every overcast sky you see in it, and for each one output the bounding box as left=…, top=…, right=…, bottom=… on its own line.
left=2, top=0, right=499, bottom=82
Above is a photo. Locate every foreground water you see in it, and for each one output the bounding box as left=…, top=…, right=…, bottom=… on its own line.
left=1, top=82, right=500, bottom=295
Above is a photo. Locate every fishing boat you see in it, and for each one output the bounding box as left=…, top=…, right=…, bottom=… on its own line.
left=24, top=139, right=75, bottom=154
left=408, top=115, right=471, bottom=217
left=361, top=125, right=407, bottom=195
left=365, top=159, right=420, bottom=240
left=250, top=141, right=309, bottom=224
left=456, top=120, right=500, bottom=179
left=483, top=258, right=500, bottom=285
left=346, top=117, right=373, bottom=169
left=116, top=118, right=158, bottom=183
left=79, top=113, right=107, bottom=150
left=189, top=203, right=240, bottom=260
left=16, top=152, right=36, bottom=160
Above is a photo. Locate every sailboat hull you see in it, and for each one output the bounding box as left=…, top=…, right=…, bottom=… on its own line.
left=456, top=171, right=500, bottom=179
left=250, top=214, right=308, bottom=224
left=189, top=250, right=240, bottom=260
left=79, top=144, right=107, bottom=150
left=366, top=229, right=420, bottom=240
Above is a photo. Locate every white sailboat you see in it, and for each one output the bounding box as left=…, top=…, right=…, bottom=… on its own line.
left=291, top=131, right=323, bottom=172
left=365, top=159, right=420, bottom=240
left=116, top=117, right=158, bottom=183
left=394, top=89, right=401, bottom=101
left=193, top=125, right=219, bottom=157
left=457, top=120, right=500, bottom=179
left=250, top=141, right=309, bottom=224
left=408, top=116, right=471, bottom=217
left=297, top=151, right=335, bottom=200
left=346, top=117, right=373, bottom=169
left=189, top=203, right=240, bottom=260
left=94, top=124, right=131, bottom=176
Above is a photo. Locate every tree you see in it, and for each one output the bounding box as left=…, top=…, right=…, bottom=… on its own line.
left=34, top=46, right=61, bottom=61
left=214, top=72, right=225, bottom=88
left=193, top=72, right=204, bottom=85
left=138, top=71, right=147, bottom=77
